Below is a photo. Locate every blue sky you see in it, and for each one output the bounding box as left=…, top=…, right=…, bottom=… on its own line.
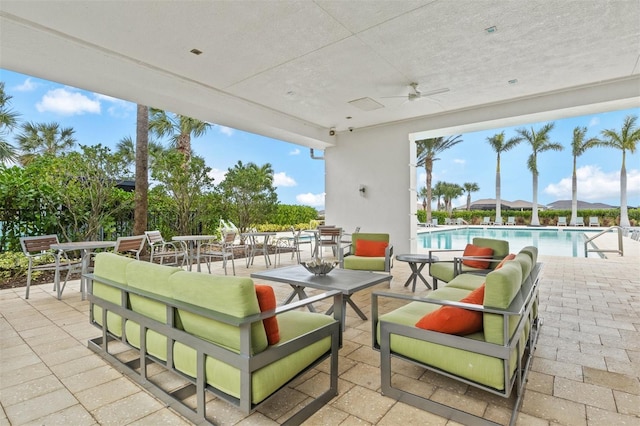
left=2, top=69, right=639, bottom=209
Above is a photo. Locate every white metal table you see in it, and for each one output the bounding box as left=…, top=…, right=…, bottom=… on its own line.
left=172, top=235, right=218, bottom=272
left=51, top=240, right=116, bottom=300
left=242, top=232, right=276, bottom=268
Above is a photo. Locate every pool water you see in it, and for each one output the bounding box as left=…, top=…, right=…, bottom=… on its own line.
left=417, top=228, right=601, bottom=258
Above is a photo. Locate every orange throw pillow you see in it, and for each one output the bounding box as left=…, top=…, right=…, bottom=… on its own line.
left=494, top=253, right=516, bottom=270
left=415, top=285, right=485, bottom=335
left=254, top=284, right=280, bottom=345
left=461, top=244, right=493, bottom=269
left=355, top=239, right=388, bottom=257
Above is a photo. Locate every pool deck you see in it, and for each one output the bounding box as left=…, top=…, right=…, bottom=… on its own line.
left=1, top=234, right=639, bottom=425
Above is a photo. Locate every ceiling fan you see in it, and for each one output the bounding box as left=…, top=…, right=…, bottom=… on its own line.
left=382, top=82, right=450, bottom=102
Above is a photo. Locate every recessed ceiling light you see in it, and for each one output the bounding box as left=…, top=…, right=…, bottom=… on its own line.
left=190, top=48, right=203, bottom=55
left=508, top=79, right=518, bottom=84
left=485, top=26, right=497, bottom=34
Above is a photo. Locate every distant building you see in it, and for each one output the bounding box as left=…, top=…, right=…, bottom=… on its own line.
left=546, top=200, right=616, bottom=210
left=467, top=199, right=545, bottom=211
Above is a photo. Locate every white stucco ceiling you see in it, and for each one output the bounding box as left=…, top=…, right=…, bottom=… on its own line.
left=1, top=0, right=639, bottom=149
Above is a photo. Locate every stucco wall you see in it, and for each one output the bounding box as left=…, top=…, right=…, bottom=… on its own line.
left=324, top=126, right=417, bottom=254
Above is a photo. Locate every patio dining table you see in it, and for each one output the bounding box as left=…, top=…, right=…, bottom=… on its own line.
left=50, top=240, right=115, bottom=300
left=242, top=232, right=277, bottom=268
left=172, top=235, right=218, bottom=272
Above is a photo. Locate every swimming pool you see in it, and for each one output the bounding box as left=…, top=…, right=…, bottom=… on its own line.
left=417, top=227, right=602, bottom=258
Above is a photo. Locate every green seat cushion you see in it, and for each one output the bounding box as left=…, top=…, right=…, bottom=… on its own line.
left=92, top=253, right=136, bottom=337
left=173, top=310, right=334, bottom=404
left=428, top=286, right=471, bottom=301
left=125, top=323, right=168, bottom=361
left=445, top=273, right=486, bottom=291
left=169, top=271, right=268, bottom=354
left=429, top=262, right=456, bottom=283
left=378, top=304, right=517, bottom=390
left=343, top=255, right=386, bottom=271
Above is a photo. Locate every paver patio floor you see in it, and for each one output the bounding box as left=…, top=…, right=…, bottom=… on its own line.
left=1, top=233, right=638, bottom=425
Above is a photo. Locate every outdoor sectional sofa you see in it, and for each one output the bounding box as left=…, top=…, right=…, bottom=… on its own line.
left=372, top=246, right=541, bottom=426
left=86, top=252, right=340, bottom=425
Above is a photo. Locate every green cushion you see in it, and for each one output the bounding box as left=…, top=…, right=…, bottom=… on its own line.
left=343, top=255, right=386, bottom=271
left=169, top=271, right=268, bottom=354
left=351, top=233, right=389, bottom=244
left=124, top=260, right=181, bottom=361
left=472, top=237, right=509, bottom=269
left=173, top=310, right=334, bottom=404
left=428, top=286, right=471, bottom=301
left=445, top=273, right=486, bottom=291
left=519, top=246, right=538, bottom=264
left=513, top=253, right=532, bottom=285
left=378, top=305, right=517, bottom=390
left=92, top=253, right=136, bottom=337
left=429, top=261, right=457, bottom=283
left=483, top=261, right=522, bottom=345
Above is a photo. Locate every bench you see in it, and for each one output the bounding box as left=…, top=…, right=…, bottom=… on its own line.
left=372, top=246, right=541, bottom=425
left=86, top=252, right=340, bottom=425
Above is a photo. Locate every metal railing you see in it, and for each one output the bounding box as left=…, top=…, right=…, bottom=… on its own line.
left=584, top=226, right=624, bottom=257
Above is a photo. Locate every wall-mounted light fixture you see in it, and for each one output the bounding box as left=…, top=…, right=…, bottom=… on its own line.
left=359, top=185, right=366, bottom=196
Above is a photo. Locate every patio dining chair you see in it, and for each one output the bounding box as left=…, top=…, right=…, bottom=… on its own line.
left=145, top=230, right=186, bottom=266
left=200, top=231, right=237, bottom=275
left=113, top=235, right=146, bottom=260
left=20, top=235, right=82, bottom=299
left=317, top=226, right=343, bottom=261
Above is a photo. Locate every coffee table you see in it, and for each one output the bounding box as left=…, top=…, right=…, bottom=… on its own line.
left=251, top=265, right=392, bottom=330
left=395, top=254, right=439, bottom=291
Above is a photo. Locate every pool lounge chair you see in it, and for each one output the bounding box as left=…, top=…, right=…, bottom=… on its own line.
left=505, top=216, right=516, bottom=225
left=493, top=217, right=504, bottom=226
left=480, top=217, right=491, bottom=225
left=574, top=217, right=585, bottom=226
left=589, top=216, right=600, bottom=227
left=557, top=217, right=567, bottom=226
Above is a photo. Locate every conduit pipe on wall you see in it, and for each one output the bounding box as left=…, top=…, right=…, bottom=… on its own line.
left=310, top=148, right=324, bottom=160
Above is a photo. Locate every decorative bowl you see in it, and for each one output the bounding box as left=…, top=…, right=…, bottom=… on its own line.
left=300, top=260, right=338, bottom=276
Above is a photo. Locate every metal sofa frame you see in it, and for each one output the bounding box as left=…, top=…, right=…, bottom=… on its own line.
left=371, top=263, right=542, bottom=426
left=85, top=273, right=341, bottom=425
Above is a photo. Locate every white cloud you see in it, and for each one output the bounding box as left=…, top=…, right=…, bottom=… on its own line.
left=453, top=158, right=465, bottom=165
left=36, top=88, right=100, bottom=115
left=273, top=172, right=296, bottom=187
left=289, top=148, right=300, bottom=155
left=14, top=78, right=38, bottom=92
left=208, top=168, right=227, bottom=183
left=588, top=117, right=600, bottom=127
left=544, top=165, right=640, bottom=200
left=94, top=93, right=134, bottom=117
left=218, top=126, right=234, bottom=136
left=296, top=192, right=325, bottom=207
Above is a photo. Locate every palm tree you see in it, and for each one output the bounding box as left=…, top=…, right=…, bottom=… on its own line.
left=134, top=104, right=149, bottom=237
left=569, top=126, right=600, bottom=226
left=149, top=108, right=211, bottom=162
left=0, top=82, right=20, bottom=164
left=463, top=182, right=479, bottom=211
left=16, top=121, right=76, bottom=165
left=116, top=135, right=166, bottom=174
left=486, top=131, right=522, bottom=223
left=442, top=182, right=464, bottom=214
left=416, top=135, right=463, bottom=221
left=599, top=115, right=640, bottom=228
left=432, top=181, right=447, bottom=211
left=516, top=123, right=563, bottom=226
left=418, top=186, right=429, bottom=211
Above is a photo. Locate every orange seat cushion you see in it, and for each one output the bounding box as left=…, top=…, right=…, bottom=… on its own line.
left=354, top=239, right=388, bottom=257
left=461, top=244, right=494, bottom=269
left=255, top=284, right=279, bottom=345
left=415, top=285, right=485, bottom=335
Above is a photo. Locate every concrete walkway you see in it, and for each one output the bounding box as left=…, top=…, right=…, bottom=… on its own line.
left=1, top=236, right=639, bottom=425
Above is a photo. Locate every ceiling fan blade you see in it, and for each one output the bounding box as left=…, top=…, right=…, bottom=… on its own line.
left=418, top=87, right=450, bottom=97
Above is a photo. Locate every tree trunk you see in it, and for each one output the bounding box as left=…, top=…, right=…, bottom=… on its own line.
left=426, top=160, right=432, bottom=222
left=619, top=152, right=630, bottom=227
left=495, top=154, right=502, bottom=223
left=570, top=157, right=578, bottom=225
left=133, top=105, right=149, bottom=236
left=531, top=171, right=540, bottom=226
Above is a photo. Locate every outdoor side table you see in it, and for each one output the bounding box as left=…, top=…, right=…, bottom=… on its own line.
left=395, top=254, right=439, bottom=291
